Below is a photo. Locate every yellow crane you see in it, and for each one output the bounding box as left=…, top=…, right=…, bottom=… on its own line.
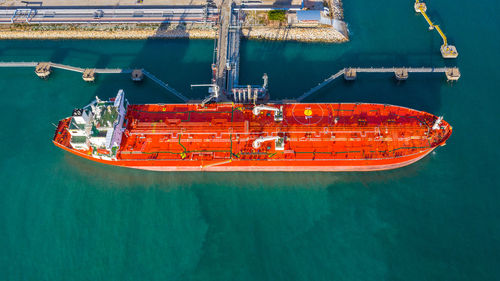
left=415, top=0, right=458, bottom=58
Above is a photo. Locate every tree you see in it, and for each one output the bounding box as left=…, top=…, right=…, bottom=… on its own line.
left=267, top=10, right=286, bottom=22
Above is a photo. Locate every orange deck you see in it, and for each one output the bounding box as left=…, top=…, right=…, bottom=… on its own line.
left=53, top=103, right=452, bottom=171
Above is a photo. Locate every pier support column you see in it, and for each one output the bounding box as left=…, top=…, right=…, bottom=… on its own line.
left=82, top=69, right=96, bottom=82
left=35, top=62, right=51, bottom=79
left=344, top=68, right=357, bottom=80
left=445, top=67, right=460, bottom=81
left=394, top=68, right=409, bottom=80
left=131, top=69, right=144, bottom=82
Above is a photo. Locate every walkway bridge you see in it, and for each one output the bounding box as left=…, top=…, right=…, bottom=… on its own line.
left=0, top=61, right=189, bottom=102
left=297, top=66, right=461, bottom=102
left=0, top=61, right=130, bottom=74
left=415, top=0, right=458, bottom=58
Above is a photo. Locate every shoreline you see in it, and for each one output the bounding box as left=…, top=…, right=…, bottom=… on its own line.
left=0, top=24, right=349, bottom=43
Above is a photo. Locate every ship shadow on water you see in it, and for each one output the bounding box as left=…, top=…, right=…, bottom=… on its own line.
left=61, top=150, right=436, bottom=190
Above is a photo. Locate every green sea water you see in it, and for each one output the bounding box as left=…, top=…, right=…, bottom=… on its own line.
left=1, top=0, right=499, bottom=280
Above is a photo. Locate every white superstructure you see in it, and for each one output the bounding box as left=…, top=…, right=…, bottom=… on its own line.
left=67, top=90, right=128, bottom=159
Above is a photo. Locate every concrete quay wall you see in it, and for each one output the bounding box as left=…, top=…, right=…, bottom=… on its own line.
left=0, top=23, right=348, bottom=42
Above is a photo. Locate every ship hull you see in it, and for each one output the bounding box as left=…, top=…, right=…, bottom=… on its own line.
left=54, top=140, right=434, bottom=172
left=54, top=98, right=452, bottom=172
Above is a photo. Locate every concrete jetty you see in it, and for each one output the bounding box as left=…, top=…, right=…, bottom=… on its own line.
left=212, top=0, right=241, bottom=98
left=201, top=0, right=270, bottom=104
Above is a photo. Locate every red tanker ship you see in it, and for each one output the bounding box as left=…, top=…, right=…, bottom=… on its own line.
left=53, top=90, right=452, bottom=171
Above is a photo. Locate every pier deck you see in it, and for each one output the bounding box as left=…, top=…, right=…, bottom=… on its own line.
left=213, top=0, right=241, bottom=96
left=226, top=7, right=241, bottom=91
